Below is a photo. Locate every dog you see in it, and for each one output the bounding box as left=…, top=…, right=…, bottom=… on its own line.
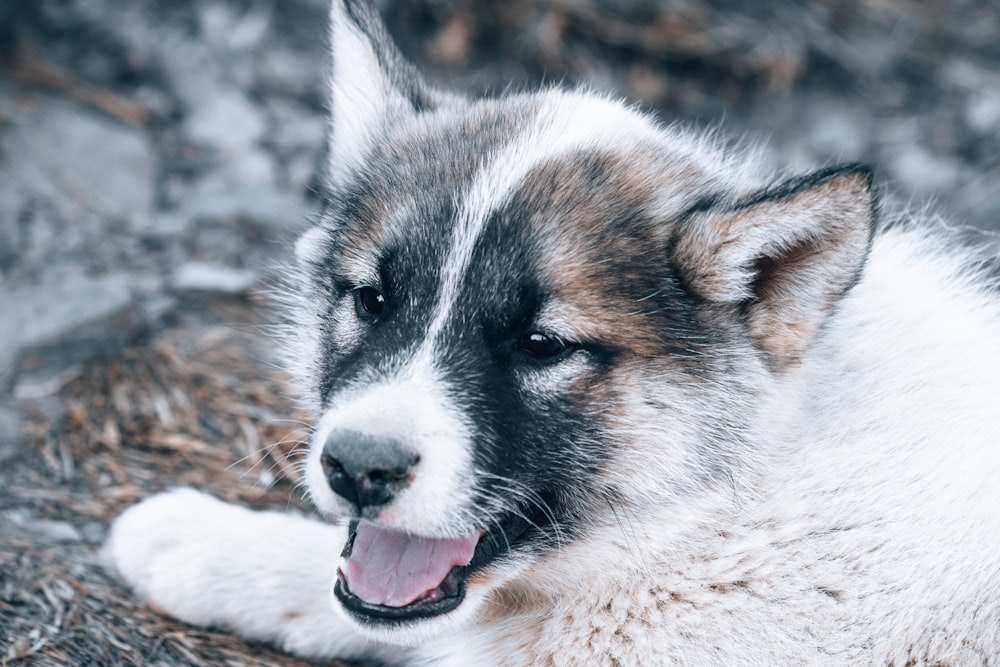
left=105, top=1, right=1000, bottom=664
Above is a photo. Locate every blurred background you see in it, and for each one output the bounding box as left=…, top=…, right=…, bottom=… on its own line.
left=1, top=0, right=998, bottom=664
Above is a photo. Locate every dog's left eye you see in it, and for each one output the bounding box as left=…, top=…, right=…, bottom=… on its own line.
left=354, top=286, right=385, bottom=319
left=520, top=332, right=571, bottom=361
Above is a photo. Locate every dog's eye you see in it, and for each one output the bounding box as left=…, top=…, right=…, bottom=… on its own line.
left=520, top=332, right=570, bottom=361
left=354, top=286, right=385, bottom=319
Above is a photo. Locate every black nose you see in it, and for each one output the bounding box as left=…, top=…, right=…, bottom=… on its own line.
left=320, top=430, right=419, bottom=511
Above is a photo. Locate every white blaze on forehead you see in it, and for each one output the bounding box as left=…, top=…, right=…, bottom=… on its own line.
left=422, top=92, right=665, bottom=349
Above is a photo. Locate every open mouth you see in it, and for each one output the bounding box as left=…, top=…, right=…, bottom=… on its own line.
left=334, top=510, right=545, bottom=624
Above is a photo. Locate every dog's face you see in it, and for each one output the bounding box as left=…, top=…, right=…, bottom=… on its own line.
left=286, top=0, right=875, bottom=644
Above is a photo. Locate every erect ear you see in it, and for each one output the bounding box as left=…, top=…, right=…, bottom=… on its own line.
left=674, top=165, right=875, bottom=367
left=327, top=0, right=447, bottom=189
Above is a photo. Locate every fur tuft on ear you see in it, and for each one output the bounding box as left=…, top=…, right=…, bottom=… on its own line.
left=327, top=0, right=446, bottom=189
left=675, top=164, right=875, bottom=366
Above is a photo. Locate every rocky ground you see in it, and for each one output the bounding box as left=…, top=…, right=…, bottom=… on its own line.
left=1, top=0, right=998, bottom=665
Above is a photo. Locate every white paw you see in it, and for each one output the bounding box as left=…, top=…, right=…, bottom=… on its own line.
left=105, top=488, right=260, bottom=627
left=105, top=488, right=381, bottom=660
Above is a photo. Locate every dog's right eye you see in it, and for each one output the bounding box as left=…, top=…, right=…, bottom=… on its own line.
left=354, top=287, right=385, bottom=319
left=519, top=332, right=572, bottom=362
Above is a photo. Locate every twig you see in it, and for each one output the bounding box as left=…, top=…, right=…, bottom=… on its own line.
left=1, top=38, right=149, bottom=127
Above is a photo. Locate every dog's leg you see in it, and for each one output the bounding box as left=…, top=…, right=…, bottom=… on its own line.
left=104, top=488, right=403, bottom=663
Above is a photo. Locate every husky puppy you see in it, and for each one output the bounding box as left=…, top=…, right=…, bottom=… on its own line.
left=106, top=1, right=1000, bottom=665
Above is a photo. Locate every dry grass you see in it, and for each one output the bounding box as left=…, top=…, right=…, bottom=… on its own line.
left=1, top=300, right=349, bottom=667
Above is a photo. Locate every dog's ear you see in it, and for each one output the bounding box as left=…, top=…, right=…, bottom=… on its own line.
left=327, top=0, right=445, bottom=189
left=674, top=165, right=875, bottom=367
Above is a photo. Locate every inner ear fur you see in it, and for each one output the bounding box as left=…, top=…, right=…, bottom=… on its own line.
left=674, top=164, right=876, bottom=367
left=327, top=0, right=448, bottom=190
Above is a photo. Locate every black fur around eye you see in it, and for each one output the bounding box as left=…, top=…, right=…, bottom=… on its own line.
left=354, top=286, right=385, bottom=318
left=520, top=332, right=571, bottom=361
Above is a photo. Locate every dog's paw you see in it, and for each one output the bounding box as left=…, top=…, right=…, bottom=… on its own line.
left=105, top=488, right=377, bottom=659
left=104, top=488, right=257, bottom=626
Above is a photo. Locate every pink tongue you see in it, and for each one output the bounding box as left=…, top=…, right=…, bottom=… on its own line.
left=342, top=520, right=480, bottom=608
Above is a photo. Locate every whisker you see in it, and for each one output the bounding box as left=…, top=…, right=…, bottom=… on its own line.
left=475, top=472, right=567, bottom=553
left=602, top=489, right=650, bottom=575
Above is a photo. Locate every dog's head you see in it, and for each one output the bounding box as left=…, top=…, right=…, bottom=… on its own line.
left=286, top=0, right=875, bottom=644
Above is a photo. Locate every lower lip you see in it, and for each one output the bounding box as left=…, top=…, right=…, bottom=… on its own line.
left=334, top=568, right=467, bottom=622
